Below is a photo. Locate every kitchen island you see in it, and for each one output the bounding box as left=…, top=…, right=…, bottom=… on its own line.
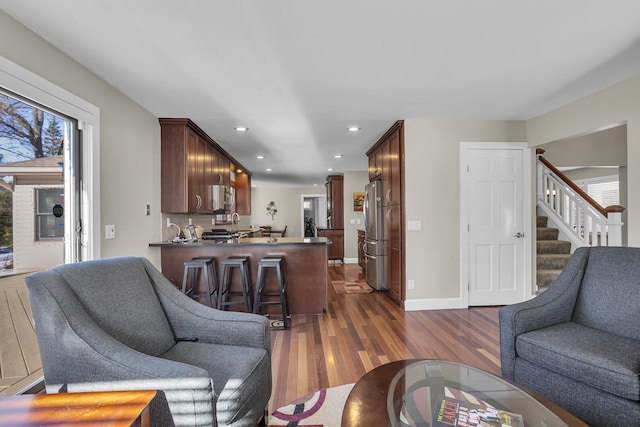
left=149, top=237, right=330, bottom=314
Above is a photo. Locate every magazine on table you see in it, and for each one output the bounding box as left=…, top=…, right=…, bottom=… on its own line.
left=432, top=395, right=524, bottom=427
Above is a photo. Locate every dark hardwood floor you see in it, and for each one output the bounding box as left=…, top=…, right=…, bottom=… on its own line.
left=268, top=263, right=502, bottom=412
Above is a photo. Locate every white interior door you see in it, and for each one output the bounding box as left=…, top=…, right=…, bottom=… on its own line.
left=462, top=143, right=531, bottom=306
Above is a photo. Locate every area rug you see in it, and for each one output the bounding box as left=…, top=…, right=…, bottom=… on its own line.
left=267, top=383, right=355, bottom=427
left=331, top=280, right=373, bottom=294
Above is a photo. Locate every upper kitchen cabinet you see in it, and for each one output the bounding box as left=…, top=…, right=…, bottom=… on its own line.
left=382, top=127, right=402, bottom=206
left=368, top=145, right=383, bottom=180
left=160, top=118, right=251, bottom=214
left=366, top=121, right=404, bottom=206
left=233, top=168, right=252, bottom=215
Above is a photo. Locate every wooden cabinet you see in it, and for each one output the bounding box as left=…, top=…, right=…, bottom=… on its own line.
left=385, top=246, right=402, bottom=302
left=326, top=175, right=344, bottom=229
left=382, top=129, right=402, bottom=206
left=368, top=146, right=383, bottom=180
left=322, top=175, right=344, bottom=261
left=160, top=120, right=211, bottom=214
left=234, top=171, right=251, bottom=215
left=357, top=229, right=365, bottom=271
left=160, top=118, right=251, bottom=214
left=384, top=205, right=402, bottom=301
left=366, top=120, right=404, bottom=303
left=317, top=228, right=344, bottom=260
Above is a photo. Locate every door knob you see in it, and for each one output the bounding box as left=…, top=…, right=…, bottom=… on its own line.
left=514, top=232, right=525, bottom=238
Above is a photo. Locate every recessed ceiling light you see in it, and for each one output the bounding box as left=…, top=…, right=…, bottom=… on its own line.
left=235, top=126, right=249, bottom=132
left=348, top=126, right=360, bottom=132
left=266, top=168, right=272, bottom=172
left=334, top=154, right=343, bottom=158
left=256, top=155, right=265, bottom=159
left=327, top=168, right=334, bottom=172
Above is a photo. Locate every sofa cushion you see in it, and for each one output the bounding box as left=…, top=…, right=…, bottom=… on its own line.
left=574, top=246, right=640, bottom=341
left=161, top=341, right=271, bottom=425
left=516, top=322, right=640, bottom=400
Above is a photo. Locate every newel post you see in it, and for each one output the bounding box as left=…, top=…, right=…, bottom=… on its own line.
left=605, top=205, right=625, bottom=246
left=536, top=148, right=545, bottom=204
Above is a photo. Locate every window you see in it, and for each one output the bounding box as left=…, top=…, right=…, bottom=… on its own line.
left=35, top=188, right=64, bottom=240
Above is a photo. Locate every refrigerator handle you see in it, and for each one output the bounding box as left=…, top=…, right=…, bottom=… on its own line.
left=363, top=192, right=369, bottom=231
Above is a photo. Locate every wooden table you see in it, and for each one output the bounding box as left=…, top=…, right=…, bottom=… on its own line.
left=0, top=390, right=156, bottom=426
left=341, top=359, right=587, bottom=427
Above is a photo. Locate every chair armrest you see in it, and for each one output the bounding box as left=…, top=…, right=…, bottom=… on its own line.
left=499, top=247, right=590, bottom=379
left=142, top=258, right=271, bottom=354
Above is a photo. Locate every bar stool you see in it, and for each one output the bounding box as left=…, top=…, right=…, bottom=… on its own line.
left=181, top=257, right=217, bottom=308
left=253, top=255, right=290, bottom=329
left=218, top=255, right=252, bottom=312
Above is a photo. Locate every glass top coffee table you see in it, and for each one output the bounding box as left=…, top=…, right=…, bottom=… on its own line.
left=341, top=359, right=587, bottom=427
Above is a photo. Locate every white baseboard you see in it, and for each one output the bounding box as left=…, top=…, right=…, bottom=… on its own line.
left=343, top=257, right=358, bottom=264
left=404, top=297, right=466, bottom=311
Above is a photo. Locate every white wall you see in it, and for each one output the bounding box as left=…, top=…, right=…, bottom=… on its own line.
left=0, top=11, right=162, bottom=266
left=13, top=185, right=63, bottom=269
left=527, top=74, right=640, bottom=246
left=250, top=186, right=325, bottom=237
left=342, top=171, right=368, bottom=262
left=403, top=119, right=526, bottom=308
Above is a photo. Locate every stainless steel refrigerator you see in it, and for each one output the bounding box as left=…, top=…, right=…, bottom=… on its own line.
left=363, top=179, right=386, bottom=290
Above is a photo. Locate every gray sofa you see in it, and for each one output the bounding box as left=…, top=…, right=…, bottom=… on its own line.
left=25, top=256, right=271, bottom=426
left=500, top=246, right=640, bottom=426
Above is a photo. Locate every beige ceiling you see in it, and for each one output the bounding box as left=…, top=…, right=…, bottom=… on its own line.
left=2, top=1, right=640, bottom=186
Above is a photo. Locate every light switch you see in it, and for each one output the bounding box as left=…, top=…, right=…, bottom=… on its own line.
left=105, top=225, right=116, bottom=239
left=350, top=219, right=356, bottom=225
left=407, top=220, right=422, bottom=231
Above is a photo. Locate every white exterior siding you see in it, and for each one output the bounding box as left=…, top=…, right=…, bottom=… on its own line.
left=13, top=184, right=63, bottom=270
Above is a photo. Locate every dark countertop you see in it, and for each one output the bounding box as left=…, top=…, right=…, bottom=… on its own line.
left=149, top=237, right=331, bottom=247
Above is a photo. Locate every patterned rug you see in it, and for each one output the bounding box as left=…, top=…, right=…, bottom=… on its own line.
left=267, top=383, right=355, bottom=427
left=331, top=280, right=373, bottom=294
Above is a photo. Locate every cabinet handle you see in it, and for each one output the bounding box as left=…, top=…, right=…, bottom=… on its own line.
left=386, top=188, right=392, bottom=203
left=195, top=194, right=202, bottom=209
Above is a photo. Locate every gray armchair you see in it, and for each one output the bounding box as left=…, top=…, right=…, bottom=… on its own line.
left=500, top=246, right=640, bottom=426
left=25, top=256, right=271, bottom=426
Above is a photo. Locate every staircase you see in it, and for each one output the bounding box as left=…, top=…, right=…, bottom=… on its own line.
left=536, top=215, right=572, bottom=293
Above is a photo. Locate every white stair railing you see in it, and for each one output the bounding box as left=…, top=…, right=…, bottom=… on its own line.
left=536, top=150, right=624, bottom=248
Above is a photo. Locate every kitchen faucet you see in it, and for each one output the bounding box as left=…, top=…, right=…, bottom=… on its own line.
left=168, top=222, right=183, bottom=242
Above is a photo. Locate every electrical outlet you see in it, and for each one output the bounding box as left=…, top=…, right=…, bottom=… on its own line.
left=166, top=218, right=172, bottom=227
left=408, top=279, right=415, bottom=290
left=188, top=218, right=193, bottom=225
left=145, top=204, right=150, bottom=216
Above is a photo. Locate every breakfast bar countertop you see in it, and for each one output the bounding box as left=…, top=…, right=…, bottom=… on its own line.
left=149, top=237, right=331, bottom=247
